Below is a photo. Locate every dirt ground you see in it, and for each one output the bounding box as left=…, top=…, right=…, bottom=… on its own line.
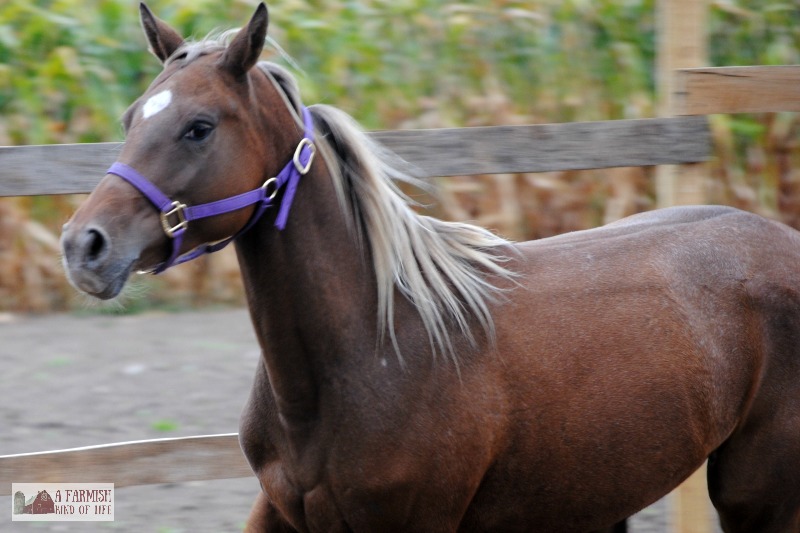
left=0, top=308, right=720, bottom=532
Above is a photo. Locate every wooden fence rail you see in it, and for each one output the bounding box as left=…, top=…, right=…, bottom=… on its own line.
left=675, top=65, right=800, bottom=116
left=0, top=117, right=710, bottom=197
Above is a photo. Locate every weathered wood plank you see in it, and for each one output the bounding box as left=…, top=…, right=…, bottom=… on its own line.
left=0, top=433, right=251, bottom=495
left=0, top=142, right=123, bottom=197
left=0, top=116, right=710, bottom=197
left=675, top=65, right=800, bottom=115
left=373, top=116, right=710, bottom=178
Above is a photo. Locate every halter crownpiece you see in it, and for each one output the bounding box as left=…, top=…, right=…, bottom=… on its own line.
left=107, top=106, right=316, bottom=274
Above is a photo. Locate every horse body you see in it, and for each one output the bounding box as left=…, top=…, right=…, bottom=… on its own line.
left=60, top=4, right=800, bottom=531
left=236, top=189, right=800, bottom=531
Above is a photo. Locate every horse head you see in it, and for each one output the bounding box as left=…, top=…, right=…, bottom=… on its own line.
left=61, top=2, right=305, bottom=299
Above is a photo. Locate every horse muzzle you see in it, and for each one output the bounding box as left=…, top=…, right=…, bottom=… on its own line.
left=61, top=222, right=136, bottom=300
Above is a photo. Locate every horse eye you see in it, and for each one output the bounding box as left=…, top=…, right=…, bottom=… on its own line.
left=185, top=121, right=214, bottom=141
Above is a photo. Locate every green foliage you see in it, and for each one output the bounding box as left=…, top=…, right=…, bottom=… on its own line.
left=1, top=0, right=795, bottom=141
left=710, top=1, right=800, bottom=67
left=273, top=0, right=658, bottom=126
left=706, top=1, right=800, bottom=211
left=0, top=0, right=251, bottom=144
left=0, top=0, right=663, bottom=147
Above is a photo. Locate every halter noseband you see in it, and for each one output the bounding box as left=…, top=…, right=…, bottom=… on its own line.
left=107, top=106, right=316, bottom=274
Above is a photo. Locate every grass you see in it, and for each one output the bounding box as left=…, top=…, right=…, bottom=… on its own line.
left=150, top=419, right=180, bottom=433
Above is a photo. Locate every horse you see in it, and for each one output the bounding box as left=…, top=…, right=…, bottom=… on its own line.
left=60, top=3, right=800, bottom=532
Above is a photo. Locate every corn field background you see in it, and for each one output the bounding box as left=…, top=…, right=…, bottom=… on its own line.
left=1, top=0, right=799, bottom=312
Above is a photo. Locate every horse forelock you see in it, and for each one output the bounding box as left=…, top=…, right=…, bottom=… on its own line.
left=164, top=29, right=239, bottom=66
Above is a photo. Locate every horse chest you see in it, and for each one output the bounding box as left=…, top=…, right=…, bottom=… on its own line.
left=241, top=391, right=486, bottom=531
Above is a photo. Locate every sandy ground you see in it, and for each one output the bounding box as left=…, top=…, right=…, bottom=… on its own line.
left=0, top=309, right=721, bottom=532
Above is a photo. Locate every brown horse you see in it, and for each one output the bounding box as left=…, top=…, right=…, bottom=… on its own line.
left=61, top=3, right=800, bottom=532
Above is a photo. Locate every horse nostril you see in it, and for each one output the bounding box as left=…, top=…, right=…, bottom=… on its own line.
left=85, top=228, right=109, bottom=264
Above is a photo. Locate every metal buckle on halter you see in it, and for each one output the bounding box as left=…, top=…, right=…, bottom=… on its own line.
left=293, top=138, right=316, bottom=175
left=160, top=201, right=188, bottom=237
left=261, top=177, right=279, bottom=200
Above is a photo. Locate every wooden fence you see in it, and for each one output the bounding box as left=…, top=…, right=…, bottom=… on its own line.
left=1, top=65, right=799, bottom=531
left=0, top=116, right=708, bottom=197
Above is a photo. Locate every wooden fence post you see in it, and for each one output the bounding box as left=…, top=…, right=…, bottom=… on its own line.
left=657, top=0, right=714, bottom=531
left=656, top=0, right=709, bottom=209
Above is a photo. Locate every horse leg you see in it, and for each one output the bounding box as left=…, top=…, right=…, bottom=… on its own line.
left=707, top=410, right=800, bottom=532
left=244, top=491, right=299, bottom=533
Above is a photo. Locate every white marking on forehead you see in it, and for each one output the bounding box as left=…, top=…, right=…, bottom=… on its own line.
left=142, top=90, right=173, bottom=120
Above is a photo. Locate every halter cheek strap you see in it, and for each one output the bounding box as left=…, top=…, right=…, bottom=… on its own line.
left=107, top=106, right=316, bottom=274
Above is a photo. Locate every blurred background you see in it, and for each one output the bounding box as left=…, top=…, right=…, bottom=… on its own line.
left=1, top=0, right=799, bottom=313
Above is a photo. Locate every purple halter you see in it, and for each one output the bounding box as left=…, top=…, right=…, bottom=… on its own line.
left=107, top=106, right=316, bottom=274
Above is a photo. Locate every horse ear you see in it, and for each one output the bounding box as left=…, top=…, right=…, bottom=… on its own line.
left=139, top=2, right=185, bottom=64
left=220, top=3, right=269, bottom=79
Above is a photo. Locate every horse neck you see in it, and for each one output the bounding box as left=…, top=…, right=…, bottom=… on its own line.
left=233, top=160, right=380, bottom=422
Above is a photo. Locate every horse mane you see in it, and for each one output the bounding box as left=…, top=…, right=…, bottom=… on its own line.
left=170, top=36, right=515, bottom=364
left=257, top=63, right=516, bottom=364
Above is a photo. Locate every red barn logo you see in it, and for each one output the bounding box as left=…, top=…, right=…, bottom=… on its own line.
left=14, top=490, right=55, bottom=515
left=11, top=482, right=114, bottom=522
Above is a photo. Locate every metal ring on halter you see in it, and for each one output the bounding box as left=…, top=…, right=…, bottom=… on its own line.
left=293, top=138, right=316, bottom=175
left=261, top=177, right=279, bottom=200
left=160, top=201, right=188, bottom=237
